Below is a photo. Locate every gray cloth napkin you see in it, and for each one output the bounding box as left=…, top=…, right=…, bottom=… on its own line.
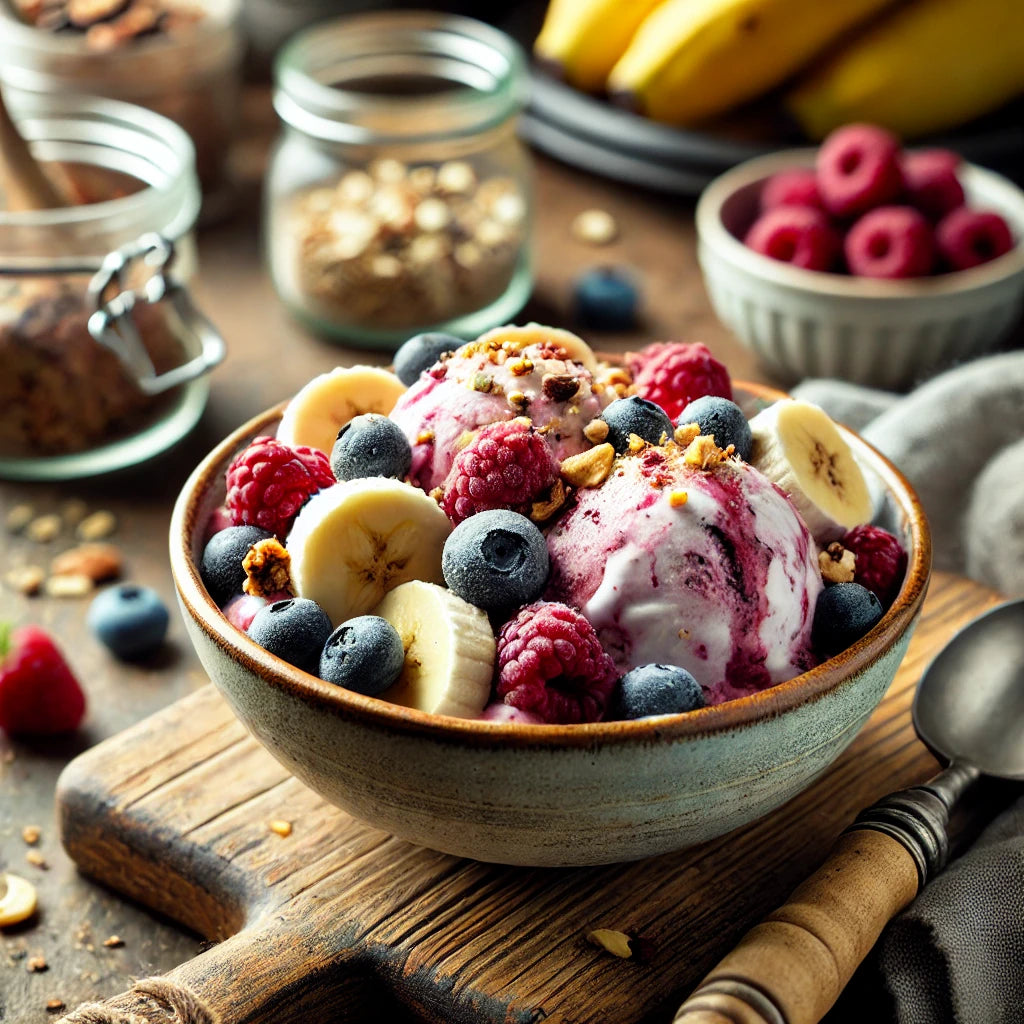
left=793, top=353, right=1024, bottom=1023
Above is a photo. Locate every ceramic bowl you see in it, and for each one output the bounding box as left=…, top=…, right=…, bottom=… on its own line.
left=697, top=150, right=1024, bottom=390
left=169, top=382, right=930, bottom=867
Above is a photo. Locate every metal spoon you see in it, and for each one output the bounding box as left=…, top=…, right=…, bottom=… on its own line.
left=675, top=598, right=1024, bottom=1024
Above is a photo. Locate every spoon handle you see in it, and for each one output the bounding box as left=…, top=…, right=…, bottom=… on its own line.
left=673, top=765, right=979, bottom=1024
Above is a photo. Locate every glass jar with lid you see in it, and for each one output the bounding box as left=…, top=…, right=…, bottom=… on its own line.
left=265, top=10, right=534, bottom=349
left=0, top=0, right=243, bottom=220
left=0, top=94, right=224, bottom=481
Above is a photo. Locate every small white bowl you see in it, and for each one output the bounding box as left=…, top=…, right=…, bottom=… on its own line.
left=696, top=149, right=1024, bottom=390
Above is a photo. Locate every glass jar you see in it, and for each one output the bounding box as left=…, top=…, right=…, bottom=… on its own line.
left=0, top=94, right=224, bottom=481
left=0, top=0, right=243, bottom=221
left=265, top=11, right=533, bottom=349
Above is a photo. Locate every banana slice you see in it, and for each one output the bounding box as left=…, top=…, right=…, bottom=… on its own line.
left=277, top=366, right=406, bottom=455
left=749, top=399, right=874, bottom=544
left=287, top=478, right=450, bottom=625
left=474, top=323, right=599, bottom=373
left=372, top=580, right=495, bottom=719
left=0, top=873, right=37, bottom=927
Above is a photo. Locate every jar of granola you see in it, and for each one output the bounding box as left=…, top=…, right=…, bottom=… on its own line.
left=0, top=0, right=242, bottom=221
left=0, top=94, right=224, bottom=481
left=265, top=11, right=533, bottom=348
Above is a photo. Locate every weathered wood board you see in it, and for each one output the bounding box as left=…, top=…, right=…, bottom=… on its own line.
left=56, top=573, right=1005, bottom=1023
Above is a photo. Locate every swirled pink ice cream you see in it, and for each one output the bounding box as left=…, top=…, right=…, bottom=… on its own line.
left=389, top=326, right=618, bottom=491
left=545, top=441, right=822, bottom=704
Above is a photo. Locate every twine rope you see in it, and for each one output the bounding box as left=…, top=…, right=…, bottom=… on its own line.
left=61, top=977, right=220, bottom=1024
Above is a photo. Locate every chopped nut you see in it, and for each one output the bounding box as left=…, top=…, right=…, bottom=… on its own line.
left=669, top=490, right=689, bottom=508
left=26, top=515, right=61, bottom=543
left=454, top=431, right=476, bottom=452
left=25, top=851, right=47, bottom=869
left=268, top=819, right=292, bottom=838
left=76, top=510, right=117, bottom=541
left=43, top=574, right=94, bottom=598
left=60, top=500, right=89, bottom=527
left=408, top=166, right=436, bottom=194
left=27, top=955, right=47, bottom=973
left=507, top=391, right=527, bottom=407
left=101, top=935, right=124, bottom=948
left=491, top=192, right=526, bottom=227
left=584, top=419, right=610, bottom=444
left=414, top=197, right=451, bottom=233
left=337, top=170, right=374, bottom=204
left=416, top=430, right=435, bottom=445
left=572, top=209, right=618, bottom=246
left=46, top=998, right=65, bottom=1013
left=673, top=422, right=701, bottom=447
left=6, top=504, right=35, bottom=533
left=454, top=242, right=482, bottom=269
left=436, top=160, right=475, bottom=195
left=819, top=542, right=857, bottom=584
left=4, top=566, right=45, bottom=596
left=51, top=543, right=122, bottom=583
left=508, top=358, right=534, bottom=377
left=683, top=435, right=730, bottom=470
left=0, top=873, right=37, bottom=927
left=475, top=220, right=507, bottom=248
left=530, top=479, right=569, bottom=523
left=542, top=373, right=580, bottom=402
left=369, top=157, right=406, bottom=184
left=243, top=538, right=293, bottom=599
left=22, top=825, right=41, bottom=845
left=470, top=373, right=493, bottom=394
left=587, top=928, right=633, bottom=958
left=560, top=444, right=615, bottom=490
left=627, top=434, right=647, bottom=454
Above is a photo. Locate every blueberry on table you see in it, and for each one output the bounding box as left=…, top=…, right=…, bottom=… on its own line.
left=247, top=598, right=333, bottom=676
left=331, top=414, right=412, bottom=482
left=811, top=582, right=884, bottom=659
left=393, top=331, right=462, bottom=386
left=442, top=509, right=549, bottom=614
left=87, top=584, right=170, bottom=660
left=600, top=395, right=674, bottom=454
left=677, top=396, right=753, bottom=461
left=612, top=664, right=705, bottom=720
left=319, top=615, right=405, bottom=696
left=200, top=525, right=273, bottom=606
left=572, top=266, right=639, bottom=330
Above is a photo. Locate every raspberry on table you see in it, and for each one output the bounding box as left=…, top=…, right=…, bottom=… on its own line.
left=496, top=601, right=617, bottom=724
left=441, top=420, right=558, bottom=526
left=842, top=524, right=907, bottom=607
left=816, top=123, right=904, bottom=219
left=744, top=204, right=842, bottom=271
left=844, top=206, right=935, bottom=279
left=935, top=207, right=1014, bottom=271
left=631, top=342, right=732, bottom=422
left=226, top=436, right=334, bottom=540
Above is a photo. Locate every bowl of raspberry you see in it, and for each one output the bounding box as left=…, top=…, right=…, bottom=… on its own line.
left=170, top=326, right=930, bottom=866
left=696, top=124, right=1024, bottom=390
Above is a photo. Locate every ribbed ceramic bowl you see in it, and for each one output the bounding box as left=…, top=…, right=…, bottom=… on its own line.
left=697, top=150, right=1024, bottom=390
left=169, top=382, right=930, bottom=866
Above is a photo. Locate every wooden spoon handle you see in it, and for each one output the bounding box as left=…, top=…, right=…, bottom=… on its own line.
left=0, top=89, right=65, bottom=210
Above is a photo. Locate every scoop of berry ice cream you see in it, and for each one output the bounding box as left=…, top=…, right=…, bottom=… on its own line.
left=545, top=440, right=822, bottom=704
left=389, top=327, right=618, bottom=492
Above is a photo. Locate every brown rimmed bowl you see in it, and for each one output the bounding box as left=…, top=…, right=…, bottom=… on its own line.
left=169, top=382, right=930, bottom=866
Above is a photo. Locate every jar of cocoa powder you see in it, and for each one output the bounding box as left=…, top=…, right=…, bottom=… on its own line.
left=0, top=94, right=224, bottom=480
left=0, top=0, right=242, bottom=221
left=265, top=11, right=534, bottom=348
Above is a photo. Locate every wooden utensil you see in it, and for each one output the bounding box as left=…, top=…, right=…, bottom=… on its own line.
left=0, top=86, right=66, bottom=210
left=674, top=598, right=1024, bottom=1024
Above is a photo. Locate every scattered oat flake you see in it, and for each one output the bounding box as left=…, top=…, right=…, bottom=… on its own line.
left=102, top=935, right=124, bottom=948
left=51, top=543, right=123, bottom=583
left=268, top=820, right=293, bottom=837
left=26, top=515, right=62, bottom=543
left=46, top=999, right=65, bottom=1013
left=61, top=499, right=89, bottom=526
left=76, top=510, right=117, bottom=541
left=4, top=566, right=45, bottom=596
left=587, top=929, right=633, bottom=958
left=22, top=825, right=41, bottom=844
left=25, top=851, right=47, bottom=869
left=572, top=209, right=618, bottom=246
left=5, top=504, right=34, bottom=533
left=27, top=955, right=48, bottom=972
left=43, top=574, right=94, bottom=598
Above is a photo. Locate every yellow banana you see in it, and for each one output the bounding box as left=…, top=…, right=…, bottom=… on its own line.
left=534, top=0, right=669, bottom=93
left=788, top=0, right=1024, bottom=140
left=607, top=0, right=901, bottom=125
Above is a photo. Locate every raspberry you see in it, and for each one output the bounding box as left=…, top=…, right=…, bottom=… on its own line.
left=496, top=602, right=617, bottom=724
left=744, top=205, right=841, bottom=271
left=225, top=436, right=334, bottom=539
left=844, top=206, right=935, bottom=279
left=441, top=420, right=558, bottom=526
left=816, top=124, right=904, bottom=219
left=935, top=208, right=1014, bottom=271
left=901, top=150, right=965, bottom=222
left=842, top=524, right=907, bottom=607
left=631, top=342, right=732, bottom=422
left=760, top=168, right=823, bottom=212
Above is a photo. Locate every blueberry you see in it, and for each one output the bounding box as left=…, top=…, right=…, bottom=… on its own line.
left=319, top=615, right=405, bottom=696
left=248, top=597, right=333, bottom=675
left=393, top=331, right=462, bottom=387
left=811, top=582, right=884, bottom=659
left=331, top=414, right=412, bottom=482
left=88, top=583, right=170, bottom=659
left=200, top=525, right=273, bottom=606
left=442, top=510, right=549, bottom=614
left=612, top=664, right=706, bottom=719
left=572, top=267, right=639, bottom=330
left=600, top=395, right=674, bottom=454
left=677, top=396, right=753, bottom=461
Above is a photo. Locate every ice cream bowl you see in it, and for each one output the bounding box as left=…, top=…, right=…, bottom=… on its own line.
left=697, top=149, right=1024, bottom=390
left=170, top=382, right=930, bottom=867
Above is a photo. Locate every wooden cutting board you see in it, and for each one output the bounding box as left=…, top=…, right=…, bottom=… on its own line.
left=56, top=572, right=1004, bottom=1024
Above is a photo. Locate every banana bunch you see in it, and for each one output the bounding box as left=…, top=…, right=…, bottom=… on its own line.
left=535, top=0, right=1024, bottom=137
